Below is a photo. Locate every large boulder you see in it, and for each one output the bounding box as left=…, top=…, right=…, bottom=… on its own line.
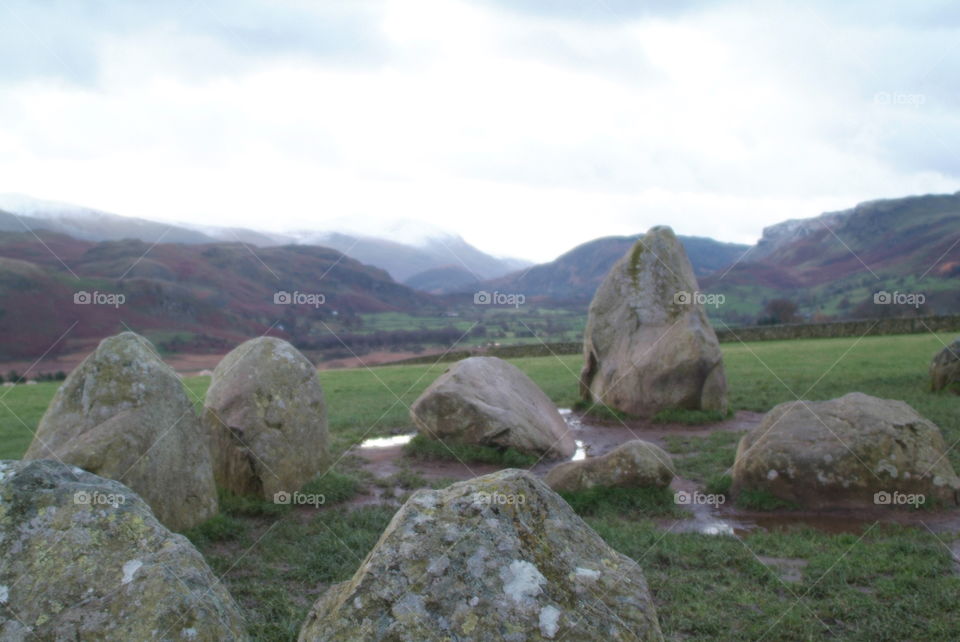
left=0, top=459, right=248, bottom=640
left=298, top=469, right=662, bottom=641
left=579, top=226, right=727, bottom=418
left=23, top=332, right=217, bottom=531
left=203, top=337, right=328, bottom=499
left=410, top=357, right=575, bottom=460
left=546, top=440, right=674, bottom=493
left=930, top=338, right=960, bottom=392
left=732, top=392, right=960, bottom=508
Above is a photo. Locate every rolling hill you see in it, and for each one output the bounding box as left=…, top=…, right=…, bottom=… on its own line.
left=0, top=194, right=529, bottom=287
left=702, top=191, right=960, bottom=322
left=468, top=235, right=750, bottom=302
left=0, top=226, right=437, bottom=360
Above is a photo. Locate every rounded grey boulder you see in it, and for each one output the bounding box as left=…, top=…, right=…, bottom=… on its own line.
left=732, top=392, right=960, bottom=508
left=23, top=332, right=217, bottom=531
left=546, top=440, right=675, bottom=493
left=410, top=357, right=576, bottom=459
left=930, top=338, right=960, bottom=392
left=298, top=469, right=663, bottom=641
left=579, top=226, right=727, bottom=418
left=0, top=459, right=248, bottom=641
left=203, top=337, right=328, bottom=499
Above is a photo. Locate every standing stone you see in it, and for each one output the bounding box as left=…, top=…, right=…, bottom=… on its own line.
left=298, top=469, right=662, bottom=641
left=24, top=332, right=217, bottom=531
left=545, top=440, right=674, bottom=493
left=203, top=337, right=328, bottom=499
left=0, top=459, right=248, bottom=640
left=410, top=356, right=576, bottom=459
left=930, top=338, right=960, bottom=392
left=580, top=226, right=727, bottom=418
left=732, top=392, right=960, bottom=508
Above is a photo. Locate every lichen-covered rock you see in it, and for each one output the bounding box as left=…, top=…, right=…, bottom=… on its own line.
left=930, top=338, right=960, bottom=392
left=410, top=357, right=575, bottom=460
left=579, top=226, right=727, bottom=418
left=732, top=392, right=960, bottom=508
left=546, top=440, right=674, bottom=493
left=203, top=337, right=328, bottom=499
left=23, top=332, right=217, bottom=531
left=298, top=469, right=662, bottom=641
left=0, top=459, right=248, bottom=641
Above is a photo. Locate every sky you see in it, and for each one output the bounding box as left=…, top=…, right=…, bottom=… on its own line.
left=1, top=0, right=959, bottom=262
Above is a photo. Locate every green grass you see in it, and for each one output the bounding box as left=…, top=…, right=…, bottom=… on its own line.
left=0, top=380, right=60, bottom=459
left=590, top=518, right=960, bottom=640
left=2, top=332, right=960, bottom=640
left=403, top=433, right=539, bottom=467
left=735, top=487, right=800, bottom=511
left=558, top=485, right=681, bottom=518
left=662, top=431, right=745, bottom=483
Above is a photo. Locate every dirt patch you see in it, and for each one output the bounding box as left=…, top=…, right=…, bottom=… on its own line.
left=343, top=407, right=960, bottom=537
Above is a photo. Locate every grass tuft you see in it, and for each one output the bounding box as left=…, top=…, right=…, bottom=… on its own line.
left=736, top=487, right=799, bottom=511
left=559, top=485, right=681, bottom=518
left=185, top=513, right=247, bottom=546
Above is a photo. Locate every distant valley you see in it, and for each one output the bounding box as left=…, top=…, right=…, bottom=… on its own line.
left=0, top=191, right=957, bottom=368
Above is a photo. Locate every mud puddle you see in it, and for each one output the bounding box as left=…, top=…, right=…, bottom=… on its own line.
left=349, top=408, right=960, bottom=537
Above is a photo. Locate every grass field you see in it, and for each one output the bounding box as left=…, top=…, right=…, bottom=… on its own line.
left=1, top=332, right=959, bottom=640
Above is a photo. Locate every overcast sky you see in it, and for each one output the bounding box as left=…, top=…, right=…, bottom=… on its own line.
left=2, top=0, right=959, bottom=262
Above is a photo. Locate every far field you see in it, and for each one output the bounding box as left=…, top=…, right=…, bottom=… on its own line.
left=1, top=332, right=958, bottom=640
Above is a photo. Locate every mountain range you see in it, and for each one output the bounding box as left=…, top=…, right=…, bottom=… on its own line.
left=0, top=190, right=957, bottom=363
left=0, top=194, right=528, bottom=286
left=470, top=234, right=750, bottom=302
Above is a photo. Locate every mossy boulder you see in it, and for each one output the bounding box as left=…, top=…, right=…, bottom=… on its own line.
left=23, top=332, right=217, bottom=531
left=410, top=357, right=575, bottom=460
left=0, top=459, right=248, bottom=640
left=580, top=226, right=727, bottom=418
left=203, top=337, right=328, bottom=499
left=930, top=338, right=960, bottom=392
left=545, top=440, right=674, bottom=493
left=732, top=392, right=960, bottom=508
left=298, top=469, right=662, bottom=641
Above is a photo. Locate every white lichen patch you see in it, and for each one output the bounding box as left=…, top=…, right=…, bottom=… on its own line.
left=766, top=469, right=779, bottom=481
left=121, top=559, right=143, bottom=585
left=0, top=585, right=9, bottom=604
left=876, top=462, right=898, bottom=478
left=501, top=560, right=545, bottom=603
left=575, top=567, right=600, bottom=581
left=539, top=605, right=561, bottom=638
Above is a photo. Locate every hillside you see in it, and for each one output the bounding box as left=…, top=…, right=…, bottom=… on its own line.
left=702, top=192, right=960, bottom=322
left=0, top=229, right=437, bottom=360
left=306, top=231, right=531, bottom=284
left=471, top=234, right=750, bottom=302
left=0, top=194, right=530, bottom=287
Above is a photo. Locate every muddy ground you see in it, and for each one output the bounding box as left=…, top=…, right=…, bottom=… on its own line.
left=350, top=409, right=960, bottom=536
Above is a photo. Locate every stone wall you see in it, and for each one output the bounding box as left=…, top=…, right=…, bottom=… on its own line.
left=384, top=315, right=960, bottom=365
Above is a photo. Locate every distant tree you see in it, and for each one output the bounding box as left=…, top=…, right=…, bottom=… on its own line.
left=759, top=299, right=800, bottom=325
left=6, top=370, right=20, bottom=384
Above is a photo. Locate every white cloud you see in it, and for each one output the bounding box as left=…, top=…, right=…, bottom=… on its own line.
left=0, top=0, right=957, bottom=262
